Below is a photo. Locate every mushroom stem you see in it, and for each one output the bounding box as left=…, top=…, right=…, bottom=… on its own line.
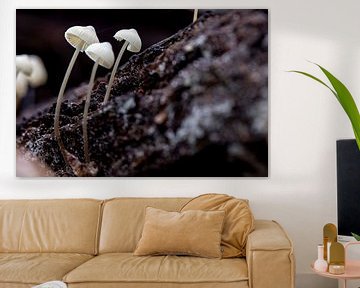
left=83, top=59, right=99, bottom=163
left=103, top=40, right=129, bottom=105
left=54, top=43, right=83, bottom=163
left=193, top=9, right=199, bottom=23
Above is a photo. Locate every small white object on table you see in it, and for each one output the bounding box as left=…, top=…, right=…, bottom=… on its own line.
left=311, top=242, right=360, bottom=288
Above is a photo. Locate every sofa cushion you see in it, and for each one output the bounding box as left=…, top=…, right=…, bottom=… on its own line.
left=181, top=194, right=254, bottom=258
left=134, top=207, right=225, bottom=258
left=99, top=198, right=190, bottom=253
left=0, top=284, right=33, bottom=288
left=0, top=253, right=93, bottom=285
left=0, top=199, right=102, bottom=254
left=64, top=253, right=248, bottom=284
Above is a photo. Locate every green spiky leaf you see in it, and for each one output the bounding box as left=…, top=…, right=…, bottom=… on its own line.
left=316, top=64, right=360, bottom=146
left=288, top=70, right=337, bottom=98
left=289, top=64, right=360, bottom=151
left=352, top=232, right=360, bottom=241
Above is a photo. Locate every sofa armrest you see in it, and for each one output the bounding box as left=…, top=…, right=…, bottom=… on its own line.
left=246, top=220, right=295, bottom=288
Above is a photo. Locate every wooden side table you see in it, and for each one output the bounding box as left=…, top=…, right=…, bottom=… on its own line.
left=311, top=242, right=360, bottom=288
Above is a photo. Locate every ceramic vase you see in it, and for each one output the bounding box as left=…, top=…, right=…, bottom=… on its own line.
left=314, top=244, right=328, bottom=272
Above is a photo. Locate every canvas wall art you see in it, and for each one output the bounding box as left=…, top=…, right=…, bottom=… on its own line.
left=16, top=9, right=268, bottom=177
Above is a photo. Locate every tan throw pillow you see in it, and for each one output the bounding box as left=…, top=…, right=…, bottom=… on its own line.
left=134, top=207, right=225, bottom=258
left=181, top=193, right=254, bottom=258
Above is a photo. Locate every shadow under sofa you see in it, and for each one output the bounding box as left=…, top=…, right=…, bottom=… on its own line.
left=0, top=198, right=295, bottom=288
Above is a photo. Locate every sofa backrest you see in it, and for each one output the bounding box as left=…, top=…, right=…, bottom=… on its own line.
left=0, top=199, right=102, bottom=255
left=99, top=197, right=190, bottom=253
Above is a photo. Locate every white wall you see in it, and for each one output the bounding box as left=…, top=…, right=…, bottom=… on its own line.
left=1, top=0, right=360, bottom=287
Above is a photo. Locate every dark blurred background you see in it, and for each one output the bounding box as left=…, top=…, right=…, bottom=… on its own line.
left=16, top=9, right=194, bottom=117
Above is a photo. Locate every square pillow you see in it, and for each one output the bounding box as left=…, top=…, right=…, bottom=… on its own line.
left=134, top=207, right=225, bottom=258
left=181, top=193, right=255, bottom=258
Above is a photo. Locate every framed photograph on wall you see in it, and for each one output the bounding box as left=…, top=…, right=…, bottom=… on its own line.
left=16, top=9, right=268, bottom=177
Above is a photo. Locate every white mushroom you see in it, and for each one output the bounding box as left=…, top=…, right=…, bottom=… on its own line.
left=83, top=42, right=115, bottom=163
left=103, top=28, right=141, bottom=104
left=54, top=25, right=99, bottom=165
left=16, top=54, right=32, bottom=108
left=16, top=55, right=33, bottom=76
left=27, top=55, right=47, bottom=88
left=16, top=54, right=48, bottom=108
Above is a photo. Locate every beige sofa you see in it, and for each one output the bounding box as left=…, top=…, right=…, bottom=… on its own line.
left=0, top=198, right=295, bottom=288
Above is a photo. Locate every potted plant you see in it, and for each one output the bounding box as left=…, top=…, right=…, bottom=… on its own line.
left=290, top=63, right=360, bottom=241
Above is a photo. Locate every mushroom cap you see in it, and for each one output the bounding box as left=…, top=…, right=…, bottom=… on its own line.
left=16, top=55, right=33, bottom=76
left=65, top=26, right=99, bottom=51
left=28, top=55, right=48, bottom=87
left=114, top=28, right=142, bottom=53
left=85, top=42, right=115, bottom=69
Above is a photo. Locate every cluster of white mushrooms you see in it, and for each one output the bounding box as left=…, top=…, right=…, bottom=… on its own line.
left=19, top=10, right=201, bottom=172
left=52, top=25, right=142, bottom=167
left=16, top=55, right=48, bottom=107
